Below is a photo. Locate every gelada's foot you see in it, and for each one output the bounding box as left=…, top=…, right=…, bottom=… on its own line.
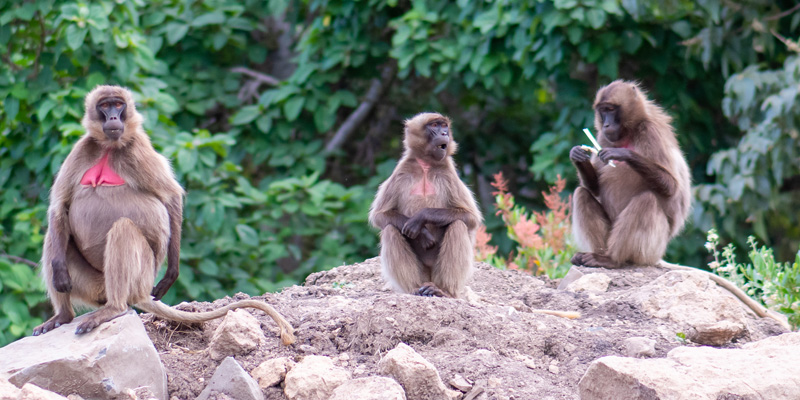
left=32, top=313, right=74, bottom=336
left=416, top=282, right=452, bottom=298
left=571, top=252, right=618, bottom=269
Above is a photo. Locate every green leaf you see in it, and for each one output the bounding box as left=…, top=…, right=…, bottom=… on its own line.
left=236, top=224, right=259, bottom=246
left=256, top=114, right=273, bottom=133
left=165, top=22, right=189, bottom=45
left=586, top=9, right=606, bottom=29
left=671, top=21, right=691, bottom=39
left=37, top=99, right=57, bottom=122
left=191, top=12, right=226, bottom=27
left=283, top=97, right=305, bottom=121
left=4, top=97, right=19, bottom=121
left=65, top=24, right=89, bottom=50
left=198, top=259, right=219, bottom=275
left=231, top=105, right=261, bottom=125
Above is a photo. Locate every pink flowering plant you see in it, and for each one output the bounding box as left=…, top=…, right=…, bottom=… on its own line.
left=475, top=173, right=575, bottom=278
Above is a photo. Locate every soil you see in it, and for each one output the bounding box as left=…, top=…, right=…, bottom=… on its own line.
left=142, top=259, right=787, bottom=400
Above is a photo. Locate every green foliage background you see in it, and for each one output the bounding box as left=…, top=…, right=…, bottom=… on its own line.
left=1, top=0, right=798, bottom=343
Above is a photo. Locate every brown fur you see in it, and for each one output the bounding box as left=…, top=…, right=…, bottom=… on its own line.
left=369, top=113, right=481, bottom=298
left=35, top=85, right=294, bottom=344
left=571, top=80, right=692, bottom=268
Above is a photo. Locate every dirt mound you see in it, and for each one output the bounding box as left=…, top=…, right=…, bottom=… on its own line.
left=143, top=259, right=787, bottom=399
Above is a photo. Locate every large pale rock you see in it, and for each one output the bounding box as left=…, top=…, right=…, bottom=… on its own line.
left=377, top=343, right=460, bottom=400
left=250, top=357, right=294, bottom=389
left=579, top=332, right=800, bottom=399
left=283, top=356, right=350, bottom=400
left=630, top=270, right=748, bottom=330
left=0, top=312, right=166, bottom=400
left=565, top=273, right=611, bottom=293
left=328, top=377, right=406, bottom=400
left=197, top=357, right=264, bottom=400
left=208, top=310, right=266, bottom=361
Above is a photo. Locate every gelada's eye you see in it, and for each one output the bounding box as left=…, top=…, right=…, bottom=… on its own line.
left=101, top=103, right=110, bottom=109
left=115, top=102, right=123, bottom=109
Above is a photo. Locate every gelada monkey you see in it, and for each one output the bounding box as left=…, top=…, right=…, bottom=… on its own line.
left=370, top=113, right=579, bottom=319
left=34, top=85, right=295, bottom=344
left=570, top=80, right=788, bottom=329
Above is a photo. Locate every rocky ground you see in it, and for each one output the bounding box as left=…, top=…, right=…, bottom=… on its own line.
left=137, top=258, right=789, bottom=400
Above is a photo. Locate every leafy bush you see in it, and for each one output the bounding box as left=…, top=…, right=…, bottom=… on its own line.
left=0, top=259, right=47, bottom=345
left=476, top=173, right=575, bottom=278
left=705, top=229, right=800, bottom=328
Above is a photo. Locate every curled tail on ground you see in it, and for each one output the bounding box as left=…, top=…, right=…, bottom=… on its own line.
left=136, top=299, right=296, bottom=345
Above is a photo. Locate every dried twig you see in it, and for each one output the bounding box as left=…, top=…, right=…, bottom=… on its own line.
left=324, top=62, right=397, bottom=154
left=0, top=250, right=38, bottom=268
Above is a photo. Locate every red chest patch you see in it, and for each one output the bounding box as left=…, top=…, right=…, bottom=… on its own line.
left=410, top=159, right=435, bottom=197
left=81, top=152, right=125, bottom=187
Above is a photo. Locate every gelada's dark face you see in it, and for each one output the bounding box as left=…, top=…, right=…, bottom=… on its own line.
left=596, top=103, right=621, bottom=142
left=426, top=119, right=450, bottom=161
left=96, top=96, right=127, bottom=140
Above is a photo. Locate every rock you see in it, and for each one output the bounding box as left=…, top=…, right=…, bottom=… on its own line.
left=565, top=273, right=611, bottom=293
left=0, top=312, right=166, bottom=400
left=284, top=355, right=350, bottom=400
left=579, top=332, right=800, bottom=399
left=622, top=337, right=656, bottom=358
left=328, top=377, right=406, bottom=400
left=19, top=384, right=68, bottom=400
left=208, top=310, right=266, bottom=361
left=688, top=320, right=745, bottom=346
left=557, top=267, right=585, bottom=290
left=630, top=270, right=748, bottom=329
left=449, top=374, right=472, bottom=392
left=377, top=343, right=460, bottom=400
left=196, top=357, right=264, bottom=400
left=250, top=357, right=294, bottom=389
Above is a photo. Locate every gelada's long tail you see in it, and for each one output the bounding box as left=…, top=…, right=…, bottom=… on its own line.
left=136, top=299, right=296, bottom=345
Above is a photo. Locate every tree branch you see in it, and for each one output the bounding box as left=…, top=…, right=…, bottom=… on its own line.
left=1, top=250, right=38, bottom=268
left=325, top=62, right=397, bottom=154
left=231, top=67, right=281, bottom=86
left=765, top=4, right=800, bottom=21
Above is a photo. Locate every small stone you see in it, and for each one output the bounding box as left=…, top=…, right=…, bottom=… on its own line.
left=338, top=353, right=350, bottom=361
left=449, top=374, right=472, bottom=392
left=487, top=377, right=502, bottom=388
left=524, top=359, right=536, bottom=369
left=623, top=337, right=656, bottom=358
left=566, top=273, right=612, bottom=293
left=378, top=343, right=460, bottom=400
left=196, top=357, right=264, bottom=400
left=251, top=357, right=294, bottom=389
left=297, top=345, right=316, bottom=354
left=207, top=310, right=266, bottom=361
left=688, top=321, right=745, bottom=346
left=284, top=356, right=350, bottom=400
left=548, top=361, right=560, bottom=374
